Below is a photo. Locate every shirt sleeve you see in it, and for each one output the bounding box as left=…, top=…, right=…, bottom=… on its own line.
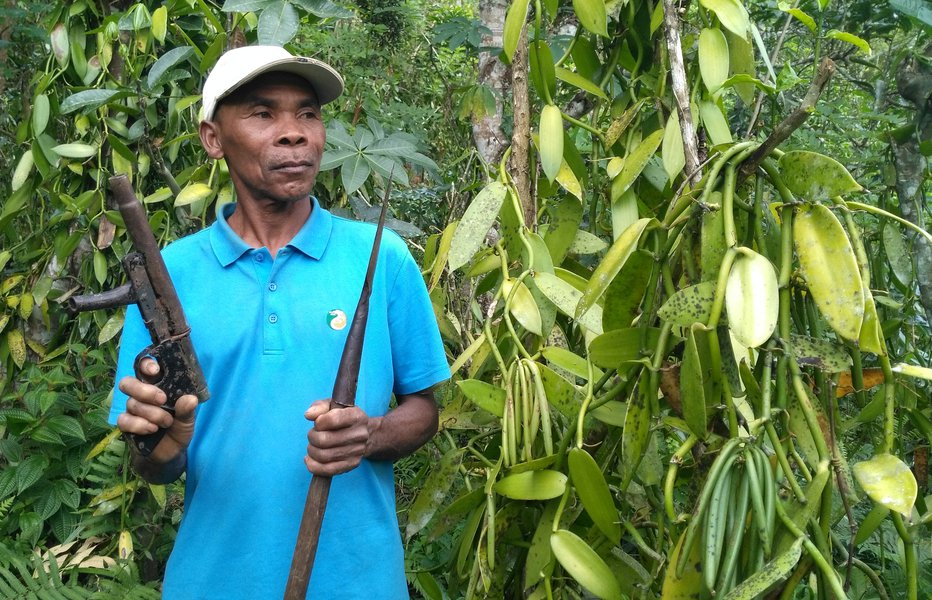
left=385, top=237, right=450, bottom=396
left=108, top=304, right=151, bottom=425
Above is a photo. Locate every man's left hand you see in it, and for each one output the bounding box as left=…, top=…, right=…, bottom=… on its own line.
left=304, top=400, right=372, bottom=476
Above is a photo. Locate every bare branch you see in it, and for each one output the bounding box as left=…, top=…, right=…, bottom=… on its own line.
left=740, top=57, right=836, bottom=180
left=662, top=0, right=702, bottom=185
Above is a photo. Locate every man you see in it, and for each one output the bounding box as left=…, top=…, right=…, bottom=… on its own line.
left=110, top=45, right=449, bottom=599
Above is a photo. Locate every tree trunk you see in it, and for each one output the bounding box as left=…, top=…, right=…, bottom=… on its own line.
left=474, top=0, right=511, bottom=167
left=892, top=43, right=932, bottom=325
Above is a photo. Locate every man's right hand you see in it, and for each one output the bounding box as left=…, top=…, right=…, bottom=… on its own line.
left=117, top=358, right=198, bottom=469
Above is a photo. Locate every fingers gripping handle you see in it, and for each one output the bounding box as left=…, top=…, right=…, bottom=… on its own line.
left=128, top=341, right=201, bottom=456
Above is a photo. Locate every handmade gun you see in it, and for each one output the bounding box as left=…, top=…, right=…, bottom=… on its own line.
left=67, top=174, right=209, bottom=456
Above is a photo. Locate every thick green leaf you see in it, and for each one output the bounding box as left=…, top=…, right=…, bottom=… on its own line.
left=568, top=229, right=608, bottom=254
left=612, top=129, right=664, bottom=197
left=222, top=0, right=275, bottom=12
left=661, top=112, right=685, bottom=183
left=258, top=1, right=300, bottom=46
left=291, top=0, right=354, bottom=17
left=577, top=218, right=654, bottom=318
left=589, top=327, right=661, bottom=369
left=539, top=104, right=564, bottom=182
left=698, top=28, right=730, bottom=93
left=542, top=196, right=583, bottom=265
left=32, top=94, right=50, bottom=136
left=681, top=324, right=709, bottom=438
left=699, top=0, right=750, bottom=36
left=779, top=3, right=817, bottom=31
left=503, top=0, right=530, bottom=61
left=787, top=334, right=851, bottom=372
left=602, top=250, right=652, bottom=331
left=726, top=29, right=756, bottom=105
left=457, top=379, right=506, bottom=417
left=658, top=281, right=717, bottom=325
left=779, top=150, right=862, bottom=200
left=889, top=0, right=932, bottom=27
left=59, top=89, right=124, bottom=114
left=568, top=448, right=620, bottom=543
left=534, top=271, right=603, bottom=333
left=50, top=23, right=69, bottom=68
left=725, top=249, right=778, bottom=348
left=540, top=347, right=601, bottom=381
left=529, top=40, right=557, bottom=101
left=572, top=0, right=608, bottom=36
left=495, top=470, right=567, bottom=500
left=794, top=203, right=864, bottom=342
left=699, top=101, right=733, bottom=146
left=551, top=530, right=623, bottom=599
left=882, top=223, right=912, bottom=287
left=721, top=537, right=804, bottom=599
left=538, top=363, right=582, bottom=417
left=11, top=151, right=34, bottom=192
left=147, top=46, right=195, bottom=90
left=448, top=181, right=508, bottom=271
left=405, top=448, right=463, bottom=539
left=662, top=532, right=712, bottom=599
left=555, top=66, right=608, bottom=100
left=52, top=143, right=98, bottom=159
left=502, top=278, right=543, bottom=335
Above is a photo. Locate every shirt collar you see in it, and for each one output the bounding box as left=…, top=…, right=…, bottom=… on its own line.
left=209, top=197, right=333, bottom=266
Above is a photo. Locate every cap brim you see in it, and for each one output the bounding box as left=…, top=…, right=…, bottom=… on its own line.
left=215, top=57, right=344, bottom=110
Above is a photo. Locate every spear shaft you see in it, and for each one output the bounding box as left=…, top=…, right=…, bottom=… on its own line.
left=283, top=187, right=392, bottom=600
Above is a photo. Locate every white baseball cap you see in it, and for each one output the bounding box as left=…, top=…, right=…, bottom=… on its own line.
left=201, top=45, right=344, bottom=121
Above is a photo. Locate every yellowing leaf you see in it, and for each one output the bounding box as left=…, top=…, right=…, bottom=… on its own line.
left=539, top=104, right=564, bottom=182
left=503, top=0, right=530, bottom=61
left=577, top=219, right=655, bottom=318
left=572, top=0, right=608, bottom=37
left=448, top=181, right=508, bottom=271
left=794, top=203, right=864, bottom=342
left=502, top=278, right=543, bottom=335
left=551, top=529, right=623, bottom=599
left=725, top=249, right=778, bottom=348
left=555, top=160, right=583, bottom=200
left=826, top=29, right=871, bottom=55
left=152, top=6, right=168, bottom=43
left=698, top=28, right=730, bottom=93
left=174, top=182, right=214, bottom=207
left=11, top=150, right=34, bottom=192
left=7, top=329, right=26, bottom=368
left=612, top=129, right=664, bottom=197
left=853, top=453, right=917, bottom=517
left=779, top=150, right=863, bottom=200
left=699, top=0, right=750, bottom=36
left=495, top=470, right=567, bottom=500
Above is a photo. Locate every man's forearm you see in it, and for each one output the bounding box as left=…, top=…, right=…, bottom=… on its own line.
left=365, top=391, right=438, bottom=462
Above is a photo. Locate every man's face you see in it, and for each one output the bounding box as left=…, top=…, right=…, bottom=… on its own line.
left=199, top=72, right=325, bottom=205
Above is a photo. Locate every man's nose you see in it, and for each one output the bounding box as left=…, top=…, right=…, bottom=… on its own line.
left=275, top=117, right=307, bottom=146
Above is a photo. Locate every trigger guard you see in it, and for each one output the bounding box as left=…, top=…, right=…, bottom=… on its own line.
left=134, top=347, right=163, bottom=386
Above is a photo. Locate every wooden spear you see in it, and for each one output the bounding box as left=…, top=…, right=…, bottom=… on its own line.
left=283, top=182, right=392, bottom=600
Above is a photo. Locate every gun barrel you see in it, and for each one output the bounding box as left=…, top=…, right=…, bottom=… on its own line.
left=66, top=283, right=135, bottom=314
left=109, top=175, right=190, bottom=338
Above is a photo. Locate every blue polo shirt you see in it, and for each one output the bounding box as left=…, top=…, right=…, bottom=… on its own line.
left=111, top=199, right=449, bottom=599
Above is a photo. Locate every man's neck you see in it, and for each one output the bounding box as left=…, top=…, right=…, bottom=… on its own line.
left=226, top=197, right=312, bottom=257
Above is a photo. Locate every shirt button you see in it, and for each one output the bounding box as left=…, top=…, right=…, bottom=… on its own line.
left=269, top=283, right=278, bottom=292
left=268, top=314, right=278, bottom=324
left=254, top=254, right=264, bottom=262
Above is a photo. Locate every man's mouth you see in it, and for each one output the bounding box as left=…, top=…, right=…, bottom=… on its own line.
left=272, top=161, right=314, bottom=173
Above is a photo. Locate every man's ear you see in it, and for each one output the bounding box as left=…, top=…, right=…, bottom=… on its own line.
left=199, top=121, right=224, bottom=159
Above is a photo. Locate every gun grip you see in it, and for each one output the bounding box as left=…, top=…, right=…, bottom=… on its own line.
left=127, top=343, right=192, bottom=457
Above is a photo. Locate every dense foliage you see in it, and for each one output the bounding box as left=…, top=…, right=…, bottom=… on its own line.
left=0, top=0, right=929, bottom=598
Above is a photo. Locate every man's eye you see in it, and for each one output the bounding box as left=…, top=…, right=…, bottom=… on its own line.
left=300, top=112, right=318, bottom=119
left=254, top=111, right=272, bottom=118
